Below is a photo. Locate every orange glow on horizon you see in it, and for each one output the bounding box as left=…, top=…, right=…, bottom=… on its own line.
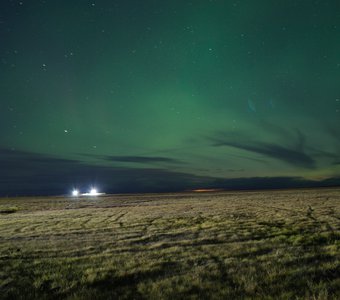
left=191, top=189, right=224, bottom=193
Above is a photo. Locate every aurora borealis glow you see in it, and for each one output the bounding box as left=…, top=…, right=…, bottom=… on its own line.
left=1, top=0, right=340, bottom=195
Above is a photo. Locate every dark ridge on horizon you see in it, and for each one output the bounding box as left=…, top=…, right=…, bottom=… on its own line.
left=1, top=176, right=339, bottom=197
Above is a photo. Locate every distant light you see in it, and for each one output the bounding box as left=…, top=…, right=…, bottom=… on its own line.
left=72, top=189, right=79, bottom=196
left=69, top=187, right=105, bottom=197
left=89, top=188, right=98, bottom=196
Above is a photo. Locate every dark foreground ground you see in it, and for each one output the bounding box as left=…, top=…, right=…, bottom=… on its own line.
left=0, top=188, right=340, bottom=299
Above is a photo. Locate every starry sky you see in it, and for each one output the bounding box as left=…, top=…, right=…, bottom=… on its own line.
left=1, top=0, right=340, bottom=196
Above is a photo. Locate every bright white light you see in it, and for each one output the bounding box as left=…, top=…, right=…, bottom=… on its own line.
left=72, top=189, right=79, bottom=196
left=89, top=188, right=98, bottom=196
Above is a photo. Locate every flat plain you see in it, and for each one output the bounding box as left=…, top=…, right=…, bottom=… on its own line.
left=0, top=188, right=340, bottom=299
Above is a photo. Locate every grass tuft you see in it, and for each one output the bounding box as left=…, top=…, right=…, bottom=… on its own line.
left=0, top=206, right=19, bottom=214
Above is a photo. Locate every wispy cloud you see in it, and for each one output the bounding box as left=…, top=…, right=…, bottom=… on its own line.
left=0, top=148, right=204, bottom=195
left=102, top=155, right=182, bottom=164
left=1, top=147, right=339, bottom=196
left=83, top=154, right=184, bottom=164
left=210, top=128, right=315, bottom=169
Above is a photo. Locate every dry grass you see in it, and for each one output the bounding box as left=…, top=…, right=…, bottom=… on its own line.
left=0, top=188, right=340, bottom=299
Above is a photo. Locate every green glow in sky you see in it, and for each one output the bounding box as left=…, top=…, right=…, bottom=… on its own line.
left=1, top=0, right=340, bottom=195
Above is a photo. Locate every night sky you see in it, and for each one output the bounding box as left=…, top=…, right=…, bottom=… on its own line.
left=1, top=0, right=340, bottom=196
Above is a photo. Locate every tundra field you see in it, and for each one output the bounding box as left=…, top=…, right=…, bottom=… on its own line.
left=0, top=188, right=340, bottom=299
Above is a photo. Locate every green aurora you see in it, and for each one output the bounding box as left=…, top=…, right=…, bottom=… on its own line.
left=1, top=0, right=340, bottom=195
